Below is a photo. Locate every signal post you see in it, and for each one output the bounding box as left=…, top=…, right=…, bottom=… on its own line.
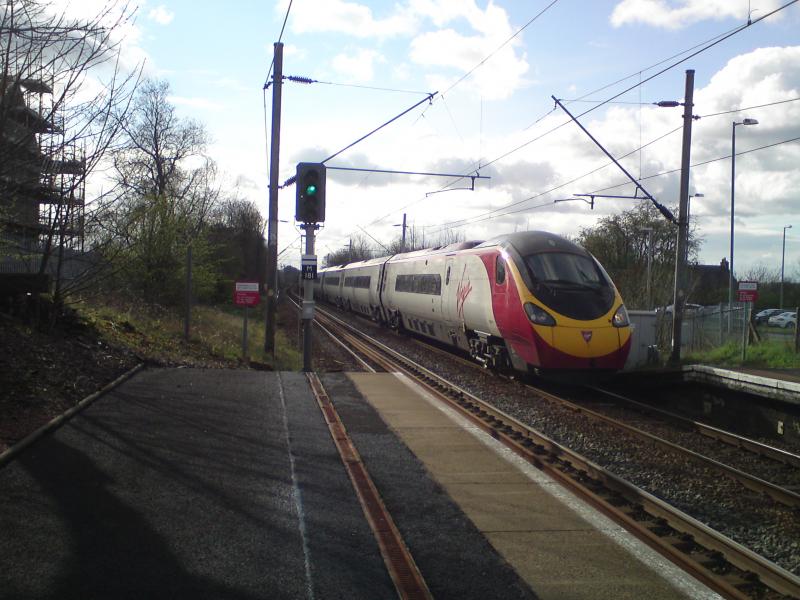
left=296, top=162, right=326, bottom=372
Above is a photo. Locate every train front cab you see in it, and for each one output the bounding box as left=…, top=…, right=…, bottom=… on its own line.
left=489, top=234, right=631, bottom=380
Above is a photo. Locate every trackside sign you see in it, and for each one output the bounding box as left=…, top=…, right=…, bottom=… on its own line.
left=737, top=281, right=758, bottom=303
left=234, top=280, right=261, bottom=306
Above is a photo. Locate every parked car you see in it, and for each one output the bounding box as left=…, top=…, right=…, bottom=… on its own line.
left=660, top=303, right=703, bottom=314
left=755, top=308, right=785, bottom=325
left=768, top=311, right=797, bottom=328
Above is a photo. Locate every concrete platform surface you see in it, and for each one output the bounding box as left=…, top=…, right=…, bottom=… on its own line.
left=0, top=369, right=395, bottom=600
left=1, top=368, right=541, bottom=600
left=346, top=371, right=722, bottom=600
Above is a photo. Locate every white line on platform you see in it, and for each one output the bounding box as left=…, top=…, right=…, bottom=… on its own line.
left=277, top=373, right=316, bottom=600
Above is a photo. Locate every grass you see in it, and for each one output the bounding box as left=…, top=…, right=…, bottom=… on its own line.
left=79, top=298, right=303, bottom=371
left=685, top=339, right=800, bottom=369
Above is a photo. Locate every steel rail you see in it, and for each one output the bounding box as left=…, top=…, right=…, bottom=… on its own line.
left=313, top=306, right=800, bottom=599
left=525, top=383, right=800, bottom=509
left=305, top=373, right=432, bottom=600
left=317, top=303, right=800, bottom=508
left=589, top=385, right=800, bottom=468
left=287, top=296, right=376, bottom=372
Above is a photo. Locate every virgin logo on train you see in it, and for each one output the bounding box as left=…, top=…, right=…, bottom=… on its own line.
left=582, top=331, right=593, bottom=343
left=456, top=279, right=472, bottom=319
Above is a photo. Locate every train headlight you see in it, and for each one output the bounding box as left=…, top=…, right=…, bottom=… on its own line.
left=612, top=305, right=630, bottom=327
left=524, top=302, right=556, bottom=326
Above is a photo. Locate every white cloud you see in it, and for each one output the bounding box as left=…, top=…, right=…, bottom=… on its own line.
left=284, top=44, right=308, bottom=61
left=43, top=0, right=148, bottom=72
left=610, top=0, right=783, bottom=29
left=148, top=5, right=175, bottom=26
left=168, top=96, right=223, bottom=111
left=281, top=0, right=416, bottom=38
left=331, top=49, right=386, bottom=82
left=409, top=2, right=529, bottom=100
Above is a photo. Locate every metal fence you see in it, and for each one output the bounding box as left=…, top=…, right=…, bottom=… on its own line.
left=673, top=303, right=749, bottom=354
left=0, top=246, right=95, bottom=282
left=659, top=303, right=798, bottom=358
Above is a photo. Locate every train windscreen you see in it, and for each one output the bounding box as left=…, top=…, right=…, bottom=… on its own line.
left=523, top=252, right=614, bottom=320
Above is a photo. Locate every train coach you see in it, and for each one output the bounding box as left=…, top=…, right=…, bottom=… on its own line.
left=315, top=231, right=631, bottom=378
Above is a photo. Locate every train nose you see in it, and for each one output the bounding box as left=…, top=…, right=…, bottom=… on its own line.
left=552, top=325, right=623, bottom=359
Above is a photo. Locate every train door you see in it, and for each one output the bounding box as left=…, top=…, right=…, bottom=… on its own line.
left=441, top=257, right=456, bottom=325
left=494, top=252, right=508, bottom=311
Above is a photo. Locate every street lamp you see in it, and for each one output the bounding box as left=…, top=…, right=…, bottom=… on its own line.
left=782, top=224, right=792, bottom=309
left=641, top=227, right=653, bottom=310
left=729, top=118, right=759, bottom=318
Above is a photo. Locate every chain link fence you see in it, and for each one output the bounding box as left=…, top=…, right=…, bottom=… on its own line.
left=652, top=303, right=799, bottom=360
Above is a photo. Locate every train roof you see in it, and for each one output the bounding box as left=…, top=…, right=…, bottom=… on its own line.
left=478, top=231, right=589, bottom=257
left=319, top=232, right=586, bottom=273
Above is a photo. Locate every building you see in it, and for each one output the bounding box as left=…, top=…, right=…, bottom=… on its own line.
left=688, top=258, right=734, bottom=306
left=0, top=68, right=85, bottom=295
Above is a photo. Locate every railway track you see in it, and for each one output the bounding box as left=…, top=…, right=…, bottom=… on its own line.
left=587, top=385, right=800, bottom=468
left=524, top=383, right=800, bottom=510
left=307, top=301, right=800, bottom=600
left=322, top=302, right=800, bottom=509
left=319, top=302, right=800, bottom=507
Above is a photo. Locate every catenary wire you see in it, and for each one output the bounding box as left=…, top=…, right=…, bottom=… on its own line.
left=587, top=135, right=800, bottom=196
left=439, top=0, right=562, bottom=98
left=324, top=0, right=799, bottom=248
left=349, top=88, right=799, bottom=243
left=428, top=135, right=800, bottom=232
left=430, top=124, right=685, bottom=232
left=433, top=0, right=798, bottom=197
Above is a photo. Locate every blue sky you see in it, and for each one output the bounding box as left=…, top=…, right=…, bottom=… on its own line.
left=79, top=0, right=800, bottom=277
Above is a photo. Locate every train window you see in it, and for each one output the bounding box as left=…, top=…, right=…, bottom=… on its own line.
left=325, top=276, right=340, bottom=286
left=525, top=252, right=605, bottom=287
left=495, top=256, right=506, bottom=285
left=395, top=274, right=441, bottom=295
left=524, top=251, right=614, bottom=320
left=445, top=266, right=451, bottom=285
left=343, top=276, right=369, bottom=288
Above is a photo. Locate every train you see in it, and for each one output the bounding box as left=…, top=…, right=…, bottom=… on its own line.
left=314, top=231, right=631, bottom=379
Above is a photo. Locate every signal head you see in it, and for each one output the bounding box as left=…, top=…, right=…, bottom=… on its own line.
left=295, top=162, right=326, bottom=223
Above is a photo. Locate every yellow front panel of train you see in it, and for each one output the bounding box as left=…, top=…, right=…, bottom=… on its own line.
left=549, top=324, right=622, bottom=358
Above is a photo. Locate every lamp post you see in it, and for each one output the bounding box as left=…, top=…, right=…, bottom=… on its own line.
left=641, top=227, right=653, bottom=310
left=729, top=118, right=759, bottom=323
left=394, top=213, right=407, bottom=251
left=781, top=224, right=792, bottom=309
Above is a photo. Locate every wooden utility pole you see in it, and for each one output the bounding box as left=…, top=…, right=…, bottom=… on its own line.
left=264, top=42, right=283, bottom=355
left=669, top=69, right=695, bottom=366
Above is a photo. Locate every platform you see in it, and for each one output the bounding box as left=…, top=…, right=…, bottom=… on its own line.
left=684, top=364, right=800, bottom=405
left=340, top=371, right=718, bottom=600
left=0, top=368, right=722, bottom=599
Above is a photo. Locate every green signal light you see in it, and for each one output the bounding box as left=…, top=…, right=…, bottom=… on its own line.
left=305, top=184, right=317, bottom=196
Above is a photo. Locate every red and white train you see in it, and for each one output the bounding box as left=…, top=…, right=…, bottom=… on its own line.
left=314, top=231, right=631, bottom=378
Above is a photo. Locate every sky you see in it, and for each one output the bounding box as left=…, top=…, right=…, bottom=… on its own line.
left=64, top=0, right=800, bottom=278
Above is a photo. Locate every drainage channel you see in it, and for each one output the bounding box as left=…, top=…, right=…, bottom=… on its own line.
left=305, top=373, right=432, bottom=600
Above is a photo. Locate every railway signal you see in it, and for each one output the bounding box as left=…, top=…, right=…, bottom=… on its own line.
left=295, top=162, right=326, bottom=223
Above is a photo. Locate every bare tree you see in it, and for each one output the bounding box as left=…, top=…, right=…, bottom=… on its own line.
left=325, top=234, right=373, bottom=266
left=0, top=0, right=142, bottom=310
left=744, top=263, right=780, bottom=284
left=108, top=78, right=220, bottom=303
